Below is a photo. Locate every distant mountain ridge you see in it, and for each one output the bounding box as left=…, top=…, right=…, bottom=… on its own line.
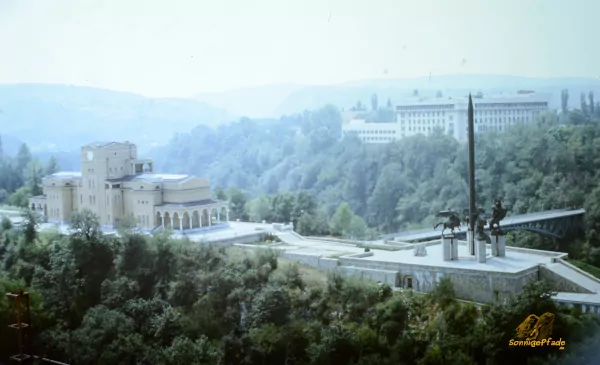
left=194, top=83, right=307, bottom=118
left=0, top=83, right=230, bottom=153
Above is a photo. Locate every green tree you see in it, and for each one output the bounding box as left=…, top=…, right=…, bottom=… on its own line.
left=24, top=159, right=44, bottom=196
left=69, top=210, right=101, bottom=242
left=347, top=215, right=367, bottom=239
left=330, top=202, right=354, bottom=236
left=44, top=156, right=60, bottom=176
left=371, top=93, right=378, bottom=111
left=8, top=186, right=31, bottom=208
left=226, top=188, right=248, bottom=221
left=561, top=89, right=569, bottom=114
left=581, top=92, right=589, bottom=116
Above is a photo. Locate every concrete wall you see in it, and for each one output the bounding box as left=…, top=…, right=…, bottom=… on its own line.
left=338, top=266, right=399, bottom=286
left=539, top=265, right=594, bottom=294
left=162, top=177, right=212, bottom=203
left=202, top=231, right=266, bottom=246
left=336, top=256, right=539, bottom=303
left=280, top=252, right=340, bottom=270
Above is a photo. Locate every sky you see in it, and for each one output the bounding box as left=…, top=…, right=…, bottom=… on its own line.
left=0, top=0, right=599, bottom=98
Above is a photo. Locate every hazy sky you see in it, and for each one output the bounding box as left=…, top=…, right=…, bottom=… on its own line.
left=1, top=0, right=598, bottom=97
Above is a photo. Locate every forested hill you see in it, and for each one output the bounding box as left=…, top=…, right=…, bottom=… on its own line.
left=152, top=105, right=600, bottom=235
left=0, top=84, right=229, bottom=153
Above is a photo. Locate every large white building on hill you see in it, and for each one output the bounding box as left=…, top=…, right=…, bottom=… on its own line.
left=342, top=92, right=550, bottom=143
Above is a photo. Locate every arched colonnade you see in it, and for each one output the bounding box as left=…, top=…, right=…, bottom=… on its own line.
left=155, top=205, right=229, bottom=231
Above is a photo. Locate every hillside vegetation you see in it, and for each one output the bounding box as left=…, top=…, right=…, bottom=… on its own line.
left=0, top=212, right=598, bottom=365
left=156, top=105, right=598, bottom=226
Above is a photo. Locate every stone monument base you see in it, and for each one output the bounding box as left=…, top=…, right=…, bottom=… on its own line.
left=475, top=239, right=487, bottom=263
left=491, top=231, right=506, bottom=257
left=442, top=235, right=459, bottom=261
left=467, top=231, right=475, bottom=255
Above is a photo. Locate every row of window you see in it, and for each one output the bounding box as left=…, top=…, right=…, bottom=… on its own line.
left=407, top=126, right=446, bottom=132
left=398, top=105, right=454, bottom=112
left=355, top=130, right=397, bottom=135
left=399, top=105, right=546, bottom=119
left=477, top=125, right=503, bottom=132
left=476, top=102, right=547, bottom=108
left=400, top=111, right=448, bottom=118
left=472, top=109, right=542, bottom=116
left=475, top=116, right=532, bottom=124
left=361, top=136, right=396, bottom=142
left=403, top=119, right=448, bottom=125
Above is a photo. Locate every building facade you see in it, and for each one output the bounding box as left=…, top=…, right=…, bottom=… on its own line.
left=342, top=93, right=550, bottom=143
left=29, top=141, right=229, bottom=231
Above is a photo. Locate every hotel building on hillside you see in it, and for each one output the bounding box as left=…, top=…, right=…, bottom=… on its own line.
left=28, top=142, right=229, bottom=231
left=342, top=92, right=550, bottom=143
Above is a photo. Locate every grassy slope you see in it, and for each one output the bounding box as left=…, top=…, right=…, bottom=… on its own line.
left=566, top=259, right=600, bottom=279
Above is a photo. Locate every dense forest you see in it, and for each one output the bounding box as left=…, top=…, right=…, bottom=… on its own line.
left=1, top=212, right=599, bottom=365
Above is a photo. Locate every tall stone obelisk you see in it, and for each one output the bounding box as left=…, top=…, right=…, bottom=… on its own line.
left=467, top=94, right=476, bottom=255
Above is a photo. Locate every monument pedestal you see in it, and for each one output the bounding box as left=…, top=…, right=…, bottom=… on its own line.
left=475, top=239, right=487, bottom=263
left=442, top=235, right=459, bottom=261
left=491, top=231, right=506, bottom=257
left=467, top=231, right=475, bottom=255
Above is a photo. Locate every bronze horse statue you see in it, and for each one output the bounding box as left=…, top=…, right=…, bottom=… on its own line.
left=434, top=210, right=461, bottom=236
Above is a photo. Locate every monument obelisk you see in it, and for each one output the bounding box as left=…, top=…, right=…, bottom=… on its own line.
left=467, top=94, right=476, bottom=255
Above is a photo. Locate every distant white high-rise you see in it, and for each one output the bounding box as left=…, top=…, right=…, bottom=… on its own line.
left=342, top=92, right=550, bottom=143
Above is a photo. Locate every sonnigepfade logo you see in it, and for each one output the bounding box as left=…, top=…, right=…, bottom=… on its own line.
left=508, top=312, right=566, bottom=350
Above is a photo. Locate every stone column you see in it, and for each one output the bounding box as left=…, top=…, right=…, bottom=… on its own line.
left=217, top=211, right=220, bottom=223
left=442, top=235, right=454, bottom=261
left=170, top=217, right=174, bottom=229
left=497, top=234, right=506, bottom=257
left=179, top=218, right=183, bottom=231
left=467, top=231, right=475, bottom=256
left=161, top=215, right=165, bottom=227
left=451, top=237, right=458, bottom=260
left=189, top=216, right=193, bottom=230
left=476, top=239, right=487, bottom=263
left=226, top=210, right=230, bottom=222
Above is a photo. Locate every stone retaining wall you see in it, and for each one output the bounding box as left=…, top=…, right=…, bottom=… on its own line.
left=202, top=231, right=266, bottom=246
left=539, top=265, right=593, bottom=293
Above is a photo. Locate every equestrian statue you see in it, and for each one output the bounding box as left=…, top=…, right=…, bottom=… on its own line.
left=434, top=210, right=461, bottom=236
